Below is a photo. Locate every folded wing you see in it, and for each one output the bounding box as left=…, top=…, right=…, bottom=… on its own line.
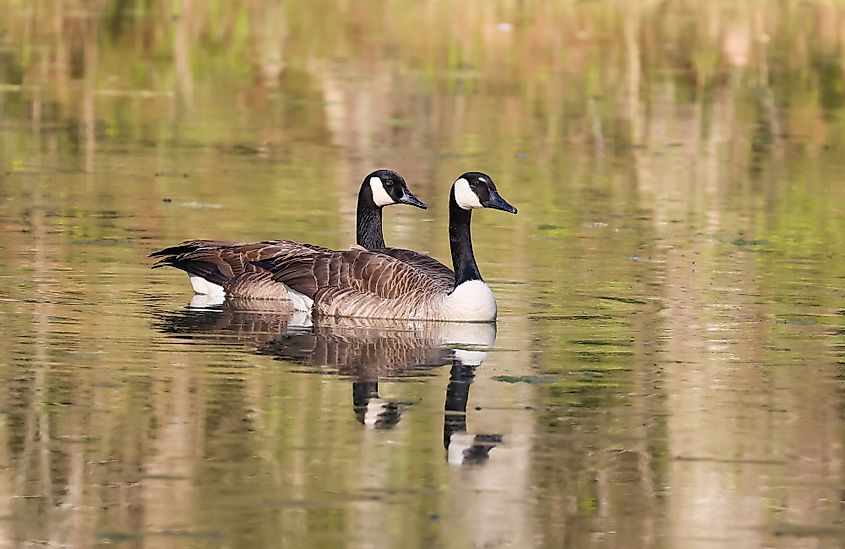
left=150, top=239, right=331, bottom=298
left=259, top=248, right=455, bottom=319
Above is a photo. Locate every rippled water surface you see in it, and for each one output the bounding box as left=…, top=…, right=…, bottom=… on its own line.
left=2, top=2, right=845, bottom=547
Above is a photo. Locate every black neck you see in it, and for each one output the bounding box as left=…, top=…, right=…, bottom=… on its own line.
left=356, top=184, right=385, bottom=249
left=449, top=190, right=482, bottom=288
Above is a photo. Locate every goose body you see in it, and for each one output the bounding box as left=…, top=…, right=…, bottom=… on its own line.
left=150, top=170, right=426, bottom=306
left=260, top=172, right=517, bottom=322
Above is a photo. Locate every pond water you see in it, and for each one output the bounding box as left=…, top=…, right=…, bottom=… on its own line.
left=1, top=1, right=845, bottom=547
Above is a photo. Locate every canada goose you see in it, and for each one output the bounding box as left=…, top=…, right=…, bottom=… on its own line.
left=149, top=169, right=426, bottom=304
left=258, top=172, right=517, bottom=322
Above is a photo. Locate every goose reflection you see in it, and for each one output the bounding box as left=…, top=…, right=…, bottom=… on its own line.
left=153, top=300, right=502, bottom=462
left=352, top=380, right=401, bottom=429
left=155, top=297, right=312, bottom=345
left=259, top=316, right=462, bottom=430
left=444, top=349, right=503, bottom=465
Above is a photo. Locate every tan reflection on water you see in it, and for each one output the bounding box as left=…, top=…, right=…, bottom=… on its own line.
left=1, top=0, right=845, bottom=547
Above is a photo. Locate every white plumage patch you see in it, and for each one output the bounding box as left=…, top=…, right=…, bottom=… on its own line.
left=189, top=275, right=225, bottom=296
left=284, top=285, right=314, bottom=312
left=288, top=310, right=313, bottom=329
left=445, top=280, right=497, bottom=321
left=453, top=178, right=483, bottom=210
left=369, top=176, right=394, bottom=207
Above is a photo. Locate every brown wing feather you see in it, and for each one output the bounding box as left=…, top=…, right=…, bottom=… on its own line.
left=263, top=252, right=342, bottom=297
left=376, top=248, right=454, bottom=293
left=224, top=271, right=291, bottom=300
left=344, top=250, right=433, bottom=298
left=266, top=248, right=454, bottom=318
left=150, top=239, right=330, bottom=292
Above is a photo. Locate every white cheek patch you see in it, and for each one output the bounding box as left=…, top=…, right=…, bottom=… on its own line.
left=454, top=178, right=483, bottom=210
left=369, top=176, right=395, bottom=207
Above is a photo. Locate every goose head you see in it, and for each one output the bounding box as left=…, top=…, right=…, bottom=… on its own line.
left=364, top=169, right=427, bottom=209
left=452, top=172, right=518, bottom=214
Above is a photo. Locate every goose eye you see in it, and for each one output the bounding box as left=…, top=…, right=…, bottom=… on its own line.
left=384, top=180, right=394, bottom=187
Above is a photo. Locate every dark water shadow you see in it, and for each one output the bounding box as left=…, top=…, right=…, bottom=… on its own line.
left=152, top=298, right=503, bottom=464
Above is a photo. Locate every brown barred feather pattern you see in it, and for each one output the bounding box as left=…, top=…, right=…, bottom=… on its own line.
left=376, top=248, right=454, bottom=289
left=267, top=248, right=462, bottom=320
left=149, top=239, right=329, bottom=299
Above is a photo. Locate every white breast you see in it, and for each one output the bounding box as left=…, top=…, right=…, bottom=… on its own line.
left=444, top=280, right=497, bottom=322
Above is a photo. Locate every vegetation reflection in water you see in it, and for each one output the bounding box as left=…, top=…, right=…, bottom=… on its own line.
left=0, top=0, right=844, bottom=547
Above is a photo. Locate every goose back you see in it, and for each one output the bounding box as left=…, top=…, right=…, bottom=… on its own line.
left=376, top=248, right=454, bottom=286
